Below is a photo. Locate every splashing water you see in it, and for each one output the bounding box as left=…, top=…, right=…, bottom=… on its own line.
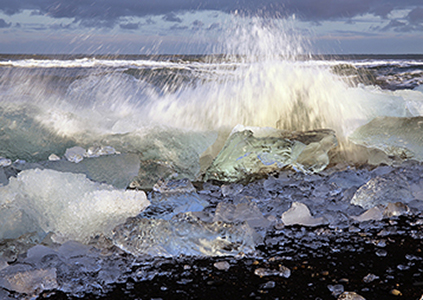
left=0, top=17, right=420, bottom=162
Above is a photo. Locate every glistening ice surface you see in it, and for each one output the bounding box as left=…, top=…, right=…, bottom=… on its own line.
left=0, top=19, right=423, bottom=299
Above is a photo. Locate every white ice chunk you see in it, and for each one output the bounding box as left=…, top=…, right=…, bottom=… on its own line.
left=48, top=153, right=61, bottom=161
left=0, top=169, right=150, bottom=242
left=281, top=202, right=327, bottom=227
left=214, top=261, right=231, bottom=271
left=351, top=206, right=384, bottom=222
left=64, top=146, right=86, bottom=163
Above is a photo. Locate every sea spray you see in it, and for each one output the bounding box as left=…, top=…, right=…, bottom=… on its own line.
left=0, top=18, right=420, bottom=166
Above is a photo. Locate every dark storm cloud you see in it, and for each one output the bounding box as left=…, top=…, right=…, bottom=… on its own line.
left=120, top=22, right=140, bottom=30
left=0, top=0, right=422, bottom=27
left=162, top=12, right=183, bottom=23
left=408, top=7, right=423, bottom=24
left=0, top=18, right=11, bottom=28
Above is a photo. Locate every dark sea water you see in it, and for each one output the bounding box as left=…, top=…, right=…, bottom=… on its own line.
left=0, top=51, right=422, bottom=299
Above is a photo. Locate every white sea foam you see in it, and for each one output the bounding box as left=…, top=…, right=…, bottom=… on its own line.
left=0, top=58, right=186, bottom=69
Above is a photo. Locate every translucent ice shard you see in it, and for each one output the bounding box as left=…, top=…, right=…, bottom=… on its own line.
left=0, top=266, right=58, bottom=295
left=281, top=202, right=327, bottom=227
left=139, top=179, right=208, bottom=220
left=0, top=169, right=150, bottom=242
left=350, top=176, right=413, bottom=209
left=349, top=116, right=423, bottom=161
left=112, top=212, right=256, bottom=257
left=351, top=202, right=410, bottom=222
left=213, top=199, right=270, bottom=229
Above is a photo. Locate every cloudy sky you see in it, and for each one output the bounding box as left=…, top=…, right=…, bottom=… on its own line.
left=0, top=0, right=422, bottom=54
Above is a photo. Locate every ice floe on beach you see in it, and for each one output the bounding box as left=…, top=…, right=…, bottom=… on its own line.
left=0, top=169, right=149, bottom=242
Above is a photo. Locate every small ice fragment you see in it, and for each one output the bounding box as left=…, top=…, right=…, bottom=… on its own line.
left=254, top=266, right=290, bottom=278
left=338, top=292, right=366, bottom=300
left=0, top=157, right=12, bottom=167
left=85, top=145, right=118, bottom=158
left=279, top=265, right=291, bottom=278
left=363, top=273, right=379, bottom=283
left=214, top=261, right=230, bottom=271
left=328, top=284, right=344, bottom=296
left=48, top=153, right=61, bottom=161
left=260, top=281, right=276, bottom=289
left=64, top=146, right=86, bottom=163
left=281, top=202, right=327, bottom=227
left=254, top=268, right=281, bottom=277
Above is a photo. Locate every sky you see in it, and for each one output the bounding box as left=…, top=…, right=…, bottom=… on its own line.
left=0, top=0, right=422, bottom=55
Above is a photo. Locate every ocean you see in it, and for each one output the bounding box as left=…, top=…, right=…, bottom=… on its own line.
left=0, top=52, right=423, bottom=299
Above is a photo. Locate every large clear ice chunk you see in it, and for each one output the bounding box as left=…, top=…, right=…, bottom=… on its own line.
left=104, top=128, right=217, bottom=182
left=0, top=169, right=150, bottom=242
left=203, top=127, right=337, bottom=182
left=350, top=176, right=414, bottom=209
left=349, top=116, right=423, bottom=161
left=112, top=212, right=256, bottom=257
